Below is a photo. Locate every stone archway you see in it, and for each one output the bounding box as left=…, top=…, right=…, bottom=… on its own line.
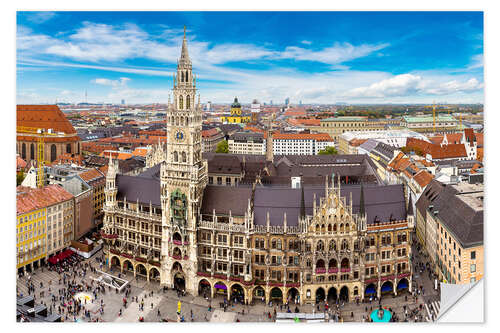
left=397, top=278, right=409, bottom=292
left=214, top=281, right=228, bottom=298
left=149, top=267, right=160, bottom=282
left=198, top=279, right=211, bottom=299
left=339, top=286, right=349, bottom=302
left=230, top=283, right=245, bottom=304
left=316, top=287, right=326, bottom=303
left=365, top=283, right=377, bottom=298
left=287, top=288, right=299, bottom=304
left=110, top=256, right=120, bottom=271
left=253, top=286, right=266, bottom=303
left=136, top=263, right=147, bottom=279
left=327, top=287, right=338, bottom=302
left=381, top=281, right=394, bottom=295
left=270, top=287, right=283, bottom=304
left=173, top=271, right=185, bottom=291
left=122, top=259, right=134, bottom=275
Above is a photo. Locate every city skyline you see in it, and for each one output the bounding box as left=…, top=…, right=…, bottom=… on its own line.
left=17, top=11, right=483, bottom=104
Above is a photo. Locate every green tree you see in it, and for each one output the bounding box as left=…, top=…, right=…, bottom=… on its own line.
left=215, top=140, right=229, bottom=153
left=16, top=170, right=25, bottom=186
left=318, top=146, right=338, bottom=155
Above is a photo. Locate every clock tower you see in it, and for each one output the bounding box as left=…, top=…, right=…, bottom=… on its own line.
left=160, top=27, right=208, bottom=294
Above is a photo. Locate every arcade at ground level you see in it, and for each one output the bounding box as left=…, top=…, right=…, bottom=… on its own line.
left=108, top=253, right=411, bottom=305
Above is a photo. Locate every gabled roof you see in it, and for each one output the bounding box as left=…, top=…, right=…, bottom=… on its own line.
left=79, top=168, right=105, bottom=183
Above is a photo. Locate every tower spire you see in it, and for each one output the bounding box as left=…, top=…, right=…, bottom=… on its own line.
left=300, top=180, right=306, bottom=220
left=180, top=26, right=190, bottom=62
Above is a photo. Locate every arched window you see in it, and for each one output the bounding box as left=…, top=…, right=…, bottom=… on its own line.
left=21, top=143, right=26, bottom=159
left=180, top=116, right=184, bottom=126
left=179, top=96, right=183, bottom=109
left=316, top=240, right=324, bottom=252
left=50, top=144, right=57, bottom=162
left=316, top=224, right=320, bottom=232
left=181, top=71, right=184, bottom=82
left=328, top=224, right=332, bottom=232
left=30, top=143, right=35, bottom=160
left=181, top=151, right=186, bottom=163
left=173, top=151, right=178, bottom=162
left=345, top=223, right=349, bottom=231
left=277, top=239, right=282, bottom=249
left=185, top=70, right=189, bottom=82
left=341, top=239, right=349, bottom=251
left=186, top=95, right=190, bottom=109
left=66, top=143, right=71, bottom=154
left=333, top=224, right=337, bottom=232
left=175, top=116, right=179, bottom=126
left=329, top=240, right=336, bottom=251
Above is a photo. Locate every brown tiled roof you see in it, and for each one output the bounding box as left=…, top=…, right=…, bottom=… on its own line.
left=348, top=138, right=368, bottom=147
left=17, top=156, right=27, bottom=169
left=17, top=105, right=77, bottom=135
left=429, top=136, right=444, bottom=145
left=413, top=170, right=433, bottom=188
left=406, top=138, right=467, bottom=159
left=79, top=168, right=105, bottom=183
left=17, top=184, right=74, bottom=215
left=202, top=128, right=221, bottom=138
left=474, top=132, right=484, bottom=147
left=445, top=133, right=463, bottom=144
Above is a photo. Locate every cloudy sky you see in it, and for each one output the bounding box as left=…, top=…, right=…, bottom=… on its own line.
left=17, top=11, right=483, bottom=104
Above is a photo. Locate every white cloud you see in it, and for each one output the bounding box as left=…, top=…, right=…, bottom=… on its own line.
left=25, top=12, right=57, bottom=24
left=467, top=54, right=483, bottom=70
left=301, top=40, right=312, bottom=45
left=277, top=42, right=389, bottom=64
left=91, top=77, right=131, bottom=87
left=425, top=78, right=484, bottom=95
left=343, top=74, right=483, bottom=99
left=344, top=74, right=425, bottom=98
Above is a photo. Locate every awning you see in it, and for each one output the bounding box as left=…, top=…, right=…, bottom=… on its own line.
left=365, top=286, right=376, bottom=295
left=381, top=284, right=393, bottom=292
left=214, top=283, right=227, bottom=290
left=397, top=280, right=408, bottom=290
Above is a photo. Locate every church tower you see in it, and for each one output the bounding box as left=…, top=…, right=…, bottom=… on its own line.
left=160, top=27, right=208, bottom=294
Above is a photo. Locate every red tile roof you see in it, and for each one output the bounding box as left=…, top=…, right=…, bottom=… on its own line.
left=17, top=105, right=77, bottom=134
left=79, top=168, right=105, bottom=183
left=202, top=128, right=221, bottom=138
left=17, top=184, right=74, bottom=215
left=474, top=132, right=484, bottom=147
left=406, top=137, right=467, bottom=159
left=17, top=156, right=27, bottom=170
left=428, top=136, right=444, bottom=145
left=413, top=170, right=433, bottom=188
left=445, top=133, right=463, bottom=144
left=348, top=138, right=368, bottom=147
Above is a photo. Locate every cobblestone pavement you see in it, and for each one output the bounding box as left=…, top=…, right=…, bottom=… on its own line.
left=16, top=246, right=438, bottom=323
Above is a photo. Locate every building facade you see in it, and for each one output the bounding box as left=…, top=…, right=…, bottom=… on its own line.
left=16, top=105, right=81, bottom=164
left=400, top=115, right=458, bottom=133
left=228, top=132, right=266, bottom=155
left=101, top=30, right=413, bottom=305
left=317, top=117, right=386, bottom=142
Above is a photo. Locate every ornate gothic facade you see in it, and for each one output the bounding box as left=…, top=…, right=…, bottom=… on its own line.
left=102, top=30, right=413, bottom=306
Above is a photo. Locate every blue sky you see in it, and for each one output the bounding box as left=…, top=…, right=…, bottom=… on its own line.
left=17, top=11, right=484, bottom=104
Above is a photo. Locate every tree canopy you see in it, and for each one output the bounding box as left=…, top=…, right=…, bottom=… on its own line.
left=215, top=140, right=229, bottom=153
left=318, top=146, right=338, bottom=155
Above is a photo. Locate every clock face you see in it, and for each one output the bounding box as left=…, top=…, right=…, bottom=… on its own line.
left=175, top=130, right=185, bottom=141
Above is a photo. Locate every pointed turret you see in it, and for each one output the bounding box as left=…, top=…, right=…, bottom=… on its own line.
left=359, top=182, right=365, bottom=218
left=407, top=193, right=414, bottom=216
left=300, top=184, right=306, bottom=220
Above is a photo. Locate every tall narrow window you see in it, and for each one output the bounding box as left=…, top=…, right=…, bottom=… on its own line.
left=186, top=95, right=190, bottom=109
left=179, top=95, right=183, bottom=109
left=181, top=71, right=184, bottom=82
left=22, top=143, right=26, bottom=159
left=50, top=144, right=57, bottom=162
left=30, top=143, right=35, bottom=160
left=185, top=70, right=189, bottom=82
